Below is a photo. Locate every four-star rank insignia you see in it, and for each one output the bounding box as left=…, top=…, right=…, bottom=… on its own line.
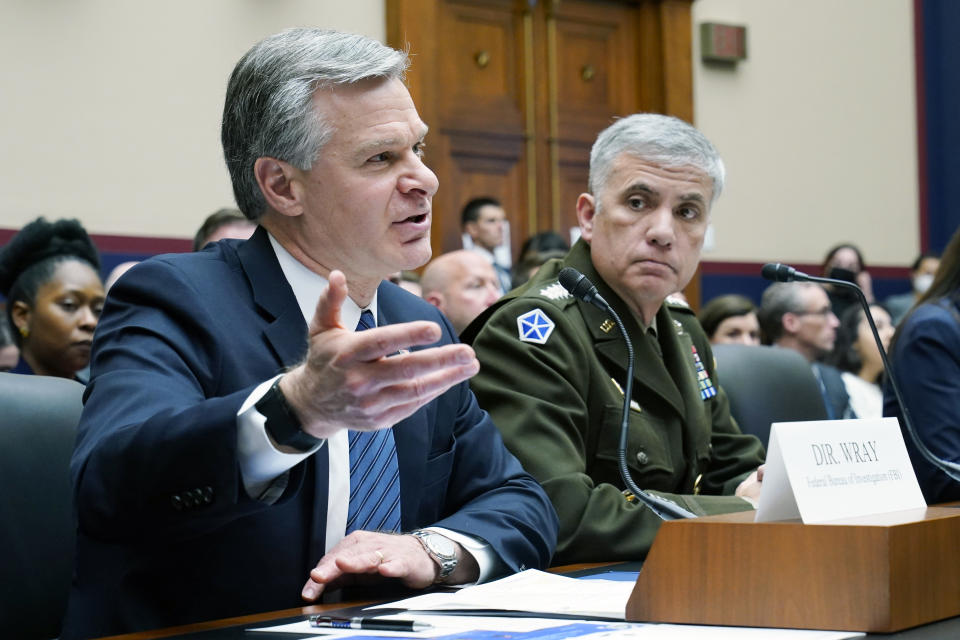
left=539, top=282, right=571, bottom=301
left=691, top=344, right=717, bottom=400
left=517, top=308, right=555, bottom=344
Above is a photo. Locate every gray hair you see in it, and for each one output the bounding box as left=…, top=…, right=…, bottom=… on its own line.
left=757, top=281, right=818, bottom=344
left=588, top=113, right=725, bottom=204
left=222, top=28, right=410, bottom=220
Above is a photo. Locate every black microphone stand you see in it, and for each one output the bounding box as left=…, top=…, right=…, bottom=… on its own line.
left=559, top=267, right=696, bottom=520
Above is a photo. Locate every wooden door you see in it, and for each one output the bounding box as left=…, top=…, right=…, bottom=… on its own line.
left=387, top=0, right=698, bottom=302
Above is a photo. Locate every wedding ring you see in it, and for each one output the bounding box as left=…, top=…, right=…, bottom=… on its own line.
left=374, top=550, right=385, bottom=564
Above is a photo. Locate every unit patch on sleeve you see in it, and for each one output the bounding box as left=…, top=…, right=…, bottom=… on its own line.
left=517, top=308, right=556, bottom=344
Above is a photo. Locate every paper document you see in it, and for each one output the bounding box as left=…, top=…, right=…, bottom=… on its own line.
left=368, top=569, right=633, bottom=619
left=254, top=614, right=619, bottom=637
left=254, top=613, right=864, bottom=639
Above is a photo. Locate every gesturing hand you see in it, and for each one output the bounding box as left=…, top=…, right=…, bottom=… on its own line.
left=279, top=270, right=480, bottom=440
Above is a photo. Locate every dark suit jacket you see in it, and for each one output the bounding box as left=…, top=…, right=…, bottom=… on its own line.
left=884, top=297, right=960, bottom=504
left=62, top=228, right=557, bottom=639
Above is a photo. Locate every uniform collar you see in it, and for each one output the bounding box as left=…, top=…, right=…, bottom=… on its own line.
left=561, top=240, right=685, bottom=416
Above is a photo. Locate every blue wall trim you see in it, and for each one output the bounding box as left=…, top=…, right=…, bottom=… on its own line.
left=920, top=0, right=960, bottom=252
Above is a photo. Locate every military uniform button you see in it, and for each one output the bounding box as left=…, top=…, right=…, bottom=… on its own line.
left=636, top=451, right=649, bottom=465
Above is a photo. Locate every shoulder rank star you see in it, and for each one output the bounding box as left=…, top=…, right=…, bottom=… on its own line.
left=691, top=345, right=717, bottom=400
left=517, top=308, right=555, bottom=344
left=539, top=282, right=571, bottom=301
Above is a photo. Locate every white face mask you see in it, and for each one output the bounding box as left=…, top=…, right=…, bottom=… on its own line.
left=913, top=273, right=934, bottom=294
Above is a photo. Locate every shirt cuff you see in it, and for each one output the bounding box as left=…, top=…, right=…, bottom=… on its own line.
left=427, top=527, right=504, bottom=586
left=237, top=374, right=324, bottom=502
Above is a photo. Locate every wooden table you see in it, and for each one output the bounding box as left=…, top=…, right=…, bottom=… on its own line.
left=97, top=562, right=960, bottom=639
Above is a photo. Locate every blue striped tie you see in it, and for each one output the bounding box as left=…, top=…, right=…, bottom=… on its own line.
left=346, top=310, right=402, bottom=533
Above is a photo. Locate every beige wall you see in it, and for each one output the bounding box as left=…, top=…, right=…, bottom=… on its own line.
left=693, top=0, right=918, bottom=266
left=2, top=0, right=919, bottom=268
left=0, top=0, right=385, bottom=238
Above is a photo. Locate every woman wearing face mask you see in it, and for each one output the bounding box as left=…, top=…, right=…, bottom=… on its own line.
left=884, top=252, right=941, bottom=326
left=0, top=218, right=105, bottom=381
left=884, top=227, right=960, bottom=503
left=822, top=243, right=875, bottom=321
left=825, top=304, right=895, bottom=418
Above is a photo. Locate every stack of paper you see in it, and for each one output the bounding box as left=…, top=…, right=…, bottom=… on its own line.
left=369, top=570, right=634, bottom=620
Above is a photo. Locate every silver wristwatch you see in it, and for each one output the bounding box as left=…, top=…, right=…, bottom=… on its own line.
left=411, top=530, right=458, bottom=583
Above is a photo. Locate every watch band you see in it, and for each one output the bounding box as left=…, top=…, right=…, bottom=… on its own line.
left=255, top=377, right=320, bottom=452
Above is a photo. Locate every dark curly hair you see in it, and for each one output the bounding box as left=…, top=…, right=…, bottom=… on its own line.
left=0, top=218, right=101, bottom=346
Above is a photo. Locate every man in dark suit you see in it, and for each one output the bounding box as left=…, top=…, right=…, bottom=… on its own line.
left=63, top=28, right=557, bottom=639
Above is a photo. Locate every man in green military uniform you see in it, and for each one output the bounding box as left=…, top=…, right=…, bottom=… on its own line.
left=462, top=114, right=765, bottom=564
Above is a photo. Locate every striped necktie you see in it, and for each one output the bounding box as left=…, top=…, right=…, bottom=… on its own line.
left=346, top=309, right=402, bottom=533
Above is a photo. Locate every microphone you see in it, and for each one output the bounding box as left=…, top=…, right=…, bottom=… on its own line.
left=558, top=268, right=609, bottom=310
left=557, top=267, right=696, bottom=520
left=760, top=262, right=799, bottom=283
left=761, top=262, right=960, bottom=483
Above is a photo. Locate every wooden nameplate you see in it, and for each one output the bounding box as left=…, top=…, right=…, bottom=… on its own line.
left=625, top=506, right=960, bottom=632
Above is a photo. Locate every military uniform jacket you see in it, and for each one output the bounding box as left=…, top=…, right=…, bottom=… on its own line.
left=462, top=240, right=766, bottom=564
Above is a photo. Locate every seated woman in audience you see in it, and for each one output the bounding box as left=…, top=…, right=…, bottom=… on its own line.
left=822, top=242, right=875, bottom=320
left=884, top=227, right=960, bottom=503
left=884, top=251, right=940, bottom=325
left=698, top=294, right=761, bottom=346
left=0, top=218, right=105, bottom=381
left=825, top=304, right=894, bottom=418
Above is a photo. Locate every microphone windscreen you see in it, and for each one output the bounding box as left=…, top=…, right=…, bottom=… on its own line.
left=761, top=262, right=796, bottom=282
left=761, top=263, right=783, bottom=282
left=558, top=267, right=588, bottom=298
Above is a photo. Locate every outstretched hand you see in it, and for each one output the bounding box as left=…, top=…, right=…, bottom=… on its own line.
left=279, top=270, right=480, bottom=440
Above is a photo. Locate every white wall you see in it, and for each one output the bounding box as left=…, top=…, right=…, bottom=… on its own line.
left=0, top=0, right=385, bottom=238
left=693, top=0, right=918, bottom=266
left=1, top=0, right=920, bottom=268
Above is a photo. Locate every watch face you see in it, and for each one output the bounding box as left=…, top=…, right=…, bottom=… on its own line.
left=425, top=533, right=456, bottom=558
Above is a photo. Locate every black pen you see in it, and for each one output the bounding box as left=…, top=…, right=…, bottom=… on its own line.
left=309, top=616, right=434, bottom=632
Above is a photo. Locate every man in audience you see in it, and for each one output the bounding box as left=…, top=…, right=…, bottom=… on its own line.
left=64, top=28, right=557, bottom=639
left=758, top=282, right=853, bottom=419
left=422, top=250, right=502, bottom=334
left=193, top=207, right=257, bottom=251
left=463, top=114, right=765, bottom=564
left=461, top=197, right=511, bottom=292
